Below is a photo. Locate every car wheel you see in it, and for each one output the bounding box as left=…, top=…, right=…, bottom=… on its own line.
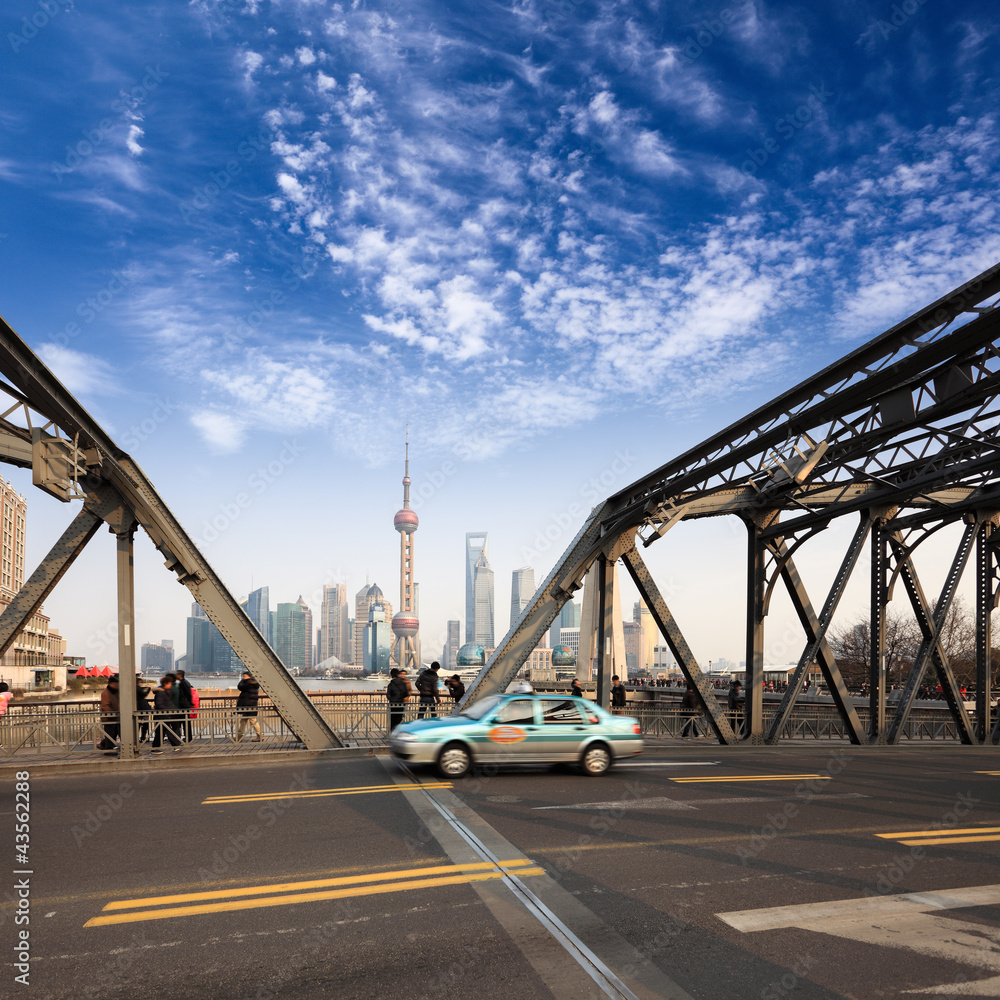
left=581, top=743, right=611, bottom=776
left=438, top=742, right=471, bottom=779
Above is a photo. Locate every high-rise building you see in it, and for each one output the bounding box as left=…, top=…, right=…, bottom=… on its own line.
left=633, top=600, right=658, bottom=672
left=444, top=620, right=460, bottom=671
left=510, top=567, right=535, bottom=632
left=297, top=595, right=314, bottom=671
left=473, top=551, right=494, bottom=647
left=246, top=586, right=272, bottom=646
left=185, top=614, right=212, bottom=671
left=141, top=642, right=174, bottom=673
left=363, top=601, right=393, bottom=675
left=465, top=532, right=488, bottom=643
left=622, top=620, right=643, bottom=675
left=391, top=432, right=420, bottom=671
left=0, top=475, right=26, bottom=595
left=320, top=584, right=349, bottom=664
left=274, top=601, right=307, bottom=672
left=354, top=584, right=392, bottom=666
left=550, top=600, right=580, bottom=648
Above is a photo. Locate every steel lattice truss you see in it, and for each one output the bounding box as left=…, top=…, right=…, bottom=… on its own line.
left=466, top=262, right=1000, bottom=746
left=0, top=314, right=343, bottom=756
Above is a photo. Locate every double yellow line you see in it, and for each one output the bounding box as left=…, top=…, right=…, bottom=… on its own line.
left=672, top=774, right=831, bottom=784
left=85, top=859, right=544, bottom=927
left=202, top=782, right=453, bottom=805
left=876, top=826, right=1000, bottom=847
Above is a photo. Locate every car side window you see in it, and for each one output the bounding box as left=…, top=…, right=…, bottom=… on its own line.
left=542, top=700, right=584, bottom=725
left=497, top=700, right=536, bottom=725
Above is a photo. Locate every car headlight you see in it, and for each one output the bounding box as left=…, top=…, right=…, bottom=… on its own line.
left=394, top=732, right=418, bottom=742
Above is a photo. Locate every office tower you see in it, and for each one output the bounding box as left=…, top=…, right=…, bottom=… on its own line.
left=622, top=620, right=642, bottom=675
left=550, top=599, right=580, bottom=648
left=161, top=639, right=174, bottom=651
left=316, top=628, right=322, bottom=668
left=246, top=586, right=271, bottom=646
left=320, top=584, right=349, bottom=664
left=141, top=642, right=174, bottom=674
left=633, top=600, right=657, bottom=673
left=185, top=612, right=212, bottom=671
left=363, top=601, right=393, bottom=674
left=354, top=584, right=392, bottom=666
left=510, top=567, right=535, bottom=631
left=211, top=621, right=240, bottom=674
left=391, top=433, right=420, bottom=670
left=274, top=601, right=307, bottom=672
left=297, top=595, right=314, bottom=670
left=444, top=620, right=460, bottom=672
left=0, top=474, right=26, bottom=595
left=473, top=550, right=494, bottom=647
left=465, top=532, right=488, bottom=642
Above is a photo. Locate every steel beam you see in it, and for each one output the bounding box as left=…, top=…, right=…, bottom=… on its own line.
left=975, top=520, right=997, bottom=743
left=766, top=518, right=870, bottom=744
left=776, top=548, right=867, bottom=745
left=0, top=499, right=104, bottom=661
left=869, top=521, right=890, bottom=744
left=116, top=525, right=138, bottom=760
left=744, top=519, right=769, bottom=743
left=887, top=526, right=978, bottom=744
left=595, top=556, right=612, bottom=708
left=622, top=545, right=736, bottom=743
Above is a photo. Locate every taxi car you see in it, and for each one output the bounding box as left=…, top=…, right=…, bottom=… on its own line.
left=388, top=693, right=643, bottom=777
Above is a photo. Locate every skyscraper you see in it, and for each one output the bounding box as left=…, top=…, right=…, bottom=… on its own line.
left=354, top=584, right=392, bottom=667
left=633, top=600, right=658, bottom=673
left=320, top=584, right=349, bottom=664
left=473, top=550, right=494, bottom=647
left=0, top=475, right=26, bottom=595
left=550, top=600, right=581, bottom=648
left=444, top=619, right=460, bottom=671
left=297, top=595, right=314, bottom=671
left=510, top=567, right=535, bottom=632
left=245, top=586, right=271, bottom=646
left=141, top=642, right=174, bottom=673
left=363, top=601, right=393, bottom=675
left=391, top=432, right=420, bottom=671
left=274, top=602, right=307, bottom=672
left=465, top=532, right=488, bottom=642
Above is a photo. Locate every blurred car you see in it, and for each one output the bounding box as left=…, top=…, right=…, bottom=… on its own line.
left=389, top=693, right=643, bottom=777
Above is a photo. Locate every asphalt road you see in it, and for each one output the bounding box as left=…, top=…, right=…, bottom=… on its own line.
left=3, top=745, right=1000, bottom=999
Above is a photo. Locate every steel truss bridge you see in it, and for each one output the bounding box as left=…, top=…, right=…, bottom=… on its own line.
left=464, top=262, right=1000, bottom=746
left=1, top=262, right=999, bottom=756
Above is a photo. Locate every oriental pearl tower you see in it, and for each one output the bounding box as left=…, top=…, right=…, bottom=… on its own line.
left=391, top=429, right=420, bottom=671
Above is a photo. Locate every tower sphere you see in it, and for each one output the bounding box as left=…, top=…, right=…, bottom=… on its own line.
left=392, top=612, right=419, bottom=638
left=551, top=645, right=576, bottom=667
left=394, top=508, right=419, bottom=534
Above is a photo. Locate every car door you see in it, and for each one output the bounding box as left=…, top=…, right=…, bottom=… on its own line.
left=536, top=697, right=589, bottom=761
left=470, top=698, right=541, bottom=763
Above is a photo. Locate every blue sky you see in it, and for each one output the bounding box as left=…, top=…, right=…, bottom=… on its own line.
left=1, top=0, right=999, bottom=667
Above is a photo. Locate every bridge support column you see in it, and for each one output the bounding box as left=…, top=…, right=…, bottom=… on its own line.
left=115, top=522, right=138, bottom=761
left=870, top=520, right=890, bottom=744
left=976, top=519, right=997, bottom=743
left=743, top=519, right=769, bottom=744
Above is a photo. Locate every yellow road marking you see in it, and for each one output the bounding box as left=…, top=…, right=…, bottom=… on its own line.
left=202, top=782, right=453, bottom=804
left=876, top=826, right=1000, bottom=840
left=672, top=774, right=831, bottom=784
left=897, top=835, right=1000, bottom=846
left=103, top=860, right=536, bottom=910
left=86, top=867, right=545, bottom=927
left=975, top=770, right=1000, bottom=776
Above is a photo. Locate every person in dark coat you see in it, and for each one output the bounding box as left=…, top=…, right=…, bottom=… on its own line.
left=448, top=675, right=465, bottom=703
left=570, top=678, right=584, bottom=698
left=386, top=668, right=409, bottom=732
left=151, top=675, right=182, bottom=752
left=135, top=675, right=153, bottom=743
left=99, top=675, right=120, bottom=752
left=175, top=669, right=194, bottom=742
left=236, top=670, right=261, bottom=741
left=416, top=662, right=440, bottom=719
left=611, top=675, right=627, bottom=709
left=679, top=684, right=700, bottom=738
left=727, top=680, right=743, bottom=737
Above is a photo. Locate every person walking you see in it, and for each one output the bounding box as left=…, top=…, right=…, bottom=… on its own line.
left=99, top=674, right=120, bottom=753
left=135, top=673, right=153, bottom=744
left=570, top=677, right=584, bottom=698
left=0, top=682, right=11, bottom=749
left=386, top=668, right=409, bottom=732
left=175, top=669, right=195, bottom=742
left=236, top=670, right=261, bottom=742
left=611, top=675, right=626, bottom=709
left=416, top=662, right=441, bottom=719
left=150, top=675, right=182, bottom=753
left=727, top=680, right=743, bottom=737
left=679, top=684, right=700, bottom=738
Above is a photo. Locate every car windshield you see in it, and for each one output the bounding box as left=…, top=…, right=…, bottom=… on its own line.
left=460, top=695, right=502, bottom=721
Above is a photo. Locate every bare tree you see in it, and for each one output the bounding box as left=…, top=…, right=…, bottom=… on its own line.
left=828, top=607, right=920, bottom=689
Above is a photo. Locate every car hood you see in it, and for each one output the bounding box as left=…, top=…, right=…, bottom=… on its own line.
left=395, top=717, right=470, bottom=735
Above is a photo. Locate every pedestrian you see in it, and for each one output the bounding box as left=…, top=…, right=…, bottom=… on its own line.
left=175, top=669, right=194, bottom=742
left=679, top=684, right=701, bottom=738
left=99, top=674, right=120, bottom=753
left=570, top=677, right=584, bottom=698
left=0, top=681, right=11, bottom=749
left=151, top=674, right=182, bottom=753
left=449, top=674, right=465, bottom=702
left=416, top=661, right=441, bottom=719
left=236, top=670, right=262, bottom=741
left=135, top=673, right=153, bottom=744
left=611, top=675, right=626, bottom=709
left=386, top=667, right=409, bottom=732
left=727, top=680, right=743, bottom=736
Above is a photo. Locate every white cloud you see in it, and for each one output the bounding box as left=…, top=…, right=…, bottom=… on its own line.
left=126, top=124, right=145, bottom=157
left=36, top=345, right=119, bottom=397
left=190, top=411, right=246, bottom=453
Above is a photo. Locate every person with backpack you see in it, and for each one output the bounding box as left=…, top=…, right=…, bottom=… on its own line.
left=416, top=662, right=441, bottom=719
left=386, top=668, right=410, bottom=732
left=175, top=669, right=195, bottom=742
left=236, top=670, right=261, bottom=742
